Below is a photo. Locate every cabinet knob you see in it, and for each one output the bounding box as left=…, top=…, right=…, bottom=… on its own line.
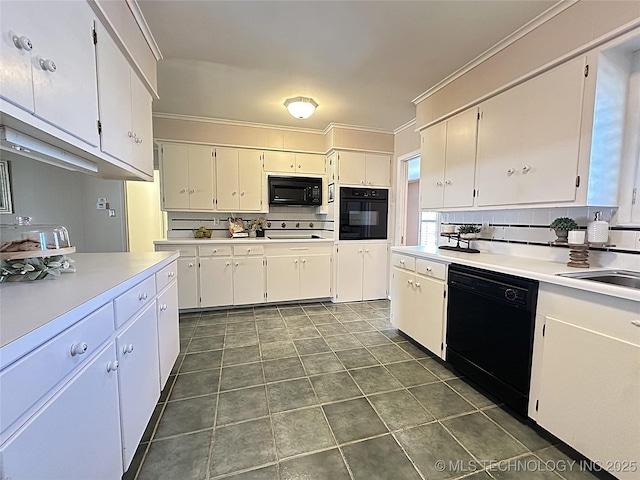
left=247, top=248, right=251, bottom=253
left=138, top=292, right=148, bottom=301
left=522, top=165, right=531, bottom=173
left=168, top=271, right=175, bottom=278
left=160, top=304, right=168, bottom=311
left=507, top=168, right=515, bottom=176
left=12, top=35, right=32, bottom=51
left=128, top=131, right=134, bottom=138
left=136, top=137, right=143, bottom=144
left=241, top=191, right=245, bottom=196
left=415, top=282, right=421, bottom=288
left=179, top=188, right=187, bottom=193
left=302, top=259, right=306, bottom=263
left=360, top=180, right=365, bottom=185
left=213, top=249, right=217, bottom=253
left=294, top=259, right=298, bottom=264
left=407, top=279, right=413, bottom=285
left=190, top=189, right=196, bottom=193
left=445, top=180, right=452, bottom=186
left=298, top=164, right=301, bottom=169
left=400, top=259, right=405, bottom=264
left=631, top=321, right=640, bottom=327
left=232, top=191, right=237, bottom=196
left=234, top=262, right=239, bottom=267
left=225, top=262, right=230, bottom=266
left=123, top=344, right=134, bottom=354
left=436, top=181, right=443, bottom=187
left=365, top=249, right=370, bottom=253
left=188, top=263, right=194, bottom=268
left=39, top=58, right=57, bottom=72
left=290, top=164, right=294, bottom=168
left=70, top=342, right=88, bottom=356
left=367, top=181, right=372, bottom=185
left=358, top=249, right=363, bottom=253
left=106, top=361, right=119, bottom=373
left=425, top=266, right=432, bottom=272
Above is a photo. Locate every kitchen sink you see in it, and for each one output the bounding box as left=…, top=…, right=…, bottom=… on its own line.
left=556, top=270, right=640, bottom=290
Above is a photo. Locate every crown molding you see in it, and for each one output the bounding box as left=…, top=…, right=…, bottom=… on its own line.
left=412, top=0, right=576, bottom=105
left=393, top=118, right=417, bottom=135
left=126, top=0, right=163, bottom=60
left=323, top=123, right=394, bottom=135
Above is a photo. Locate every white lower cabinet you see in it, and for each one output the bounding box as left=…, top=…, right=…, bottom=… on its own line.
left=156, top=281, right=180, bottom=389
left=390, top=256, right=446, bottom=359
left=1, top=343, right=123, bottom=480
left=266, top=254, right=331, bottom=303
left=200, top=256, right=234, bottom=308
left=233, top=256, right=265, bottom=305
left=299, top=255, right=331, bottom=299
left=116, top=302, right=160, bottom=469
left=335, top=242, right=388, bottom=302
left=177, top=257, right=199, bottom=309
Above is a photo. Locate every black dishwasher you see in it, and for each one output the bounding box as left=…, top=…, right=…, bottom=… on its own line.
left=446, top=264, right=538, bottom=415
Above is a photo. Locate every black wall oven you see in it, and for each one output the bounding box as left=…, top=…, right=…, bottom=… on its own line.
left=339, top=187, right=388, bottom=240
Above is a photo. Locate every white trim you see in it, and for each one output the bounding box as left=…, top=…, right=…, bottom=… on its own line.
left=323, top=123, right=393, bottom=135
left=412, top=0, right=576, bottom=105
left=126, top=0, right=163, bottom=60
left=397, top=149, right=420, bottom=163
left=154, top=137, right=325, bottom=155
left=88, top=0, right=159, bottom=99
left=393, top=118, right=417, bottom=135
left=414, top=21, right=640, bottom=133
left=153, top=112, right=325, bottom=135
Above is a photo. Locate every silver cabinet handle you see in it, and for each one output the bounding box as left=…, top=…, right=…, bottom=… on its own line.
left=12, top=35, right=32, bottom=51
left=522, top=165, right=531, bottom=173
left=70, top=342, right=88, bottom=356
left=39, top=58, right=56, bottom=72
left=123, top=344, right=134, bottom=355
left=106, top=361, right=119, bottom=373
left=631, top=321, right=640, bottom=327
left=138, top=292, right=148, bottom=301
left=507, top=168, right=515, bottom=176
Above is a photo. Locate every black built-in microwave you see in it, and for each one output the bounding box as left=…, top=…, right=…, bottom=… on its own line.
left=268, top=176, right=322, bottom=206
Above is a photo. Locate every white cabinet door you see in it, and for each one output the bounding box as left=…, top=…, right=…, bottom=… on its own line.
left=365, top=154, right=390, bottom=187
left=200, top=257, right=234, bottom=308
left=336, top=243, right=363, bottom=302
left=157, top=281, right=179, bottom=389
left=296, top=153, right=325, bottom=175
left=130, top=72, right=154, bottom=176
left=1, top=344, right=123, bottom=480
left=476, top=83, right=524, bottom=206
left=339, top=151, right=366, bottom=185
left=116, top=303, right=160, bottom=470
left=266, top=256, right=299, bottom=303
left=390, top=268, right=414, bottom=337
left=233, top=257, right=264, bottom=305
left=239, top=149, right=263, bottom=211
left=0, top=4, right=34, bottom=112
left=327, top=152, right=337, bottom=183
left=96, top=22, right=133, bottom=164
left=362, top=243, right=388, bottom=300
left=517, top=58, right=584, bottom=204
left=263, top=151, right=295, bottom=173
left=29, top=2, right=99, bottom=146
left=188, top=145, right=215, bottom=210
left=216, top=147, right=240, bottom=211
left=537, top=317, right=640, bottom=480
left=177, top=258, right=199, bottom=309
left=420, top=122, right=446, bottom=209
left=412, top=274, right=445, bottom=359
left=299, top=255, right=331, bottom=299
left=161, top=144, right=190, bottom=210
left=443, top=108, right=477, bottom=208
left=632, top=167, right=640, bottom=224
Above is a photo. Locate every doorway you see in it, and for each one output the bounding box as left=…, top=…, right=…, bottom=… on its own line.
left=405, top=158, right=420, bottom=246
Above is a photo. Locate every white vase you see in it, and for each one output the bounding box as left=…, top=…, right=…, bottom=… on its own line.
left=249, top=230, right=257, bottom=238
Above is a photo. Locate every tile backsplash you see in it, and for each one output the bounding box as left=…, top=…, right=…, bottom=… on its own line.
left=440, top=207, right=640, bottom=253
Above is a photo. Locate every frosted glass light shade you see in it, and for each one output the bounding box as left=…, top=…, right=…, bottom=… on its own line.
left=284, top=96, right=318, bottom=119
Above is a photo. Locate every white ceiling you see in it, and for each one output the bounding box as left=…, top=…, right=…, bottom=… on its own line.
left=139, top=0, right=557, bottom=132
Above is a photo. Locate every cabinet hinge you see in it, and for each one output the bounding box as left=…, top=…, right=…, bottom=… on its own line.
left=477, top=111, right=480, bottom=121
left=329, top=287, right=332, bottom=293
left=443, top=290, right=446, bottom=299
left=584, top=65, right=589, bottom=77
left=542, top=324, right=546, bottom=337
left=535, top=400, right=539, bottom=411
left=473, top=189, right=476, bottom=198
left=441, top=342, right=444, bottom=352
left=632, top=187, right=637, bottom=205
left=92, top=28, right=97, bottom=45
left=575, top=175, right=581, bottom=188
left=264, top=292, right=267, bottom=298
left=336, top=246, right=339, bottom=253
left=97, top=120, right=102, bottom=135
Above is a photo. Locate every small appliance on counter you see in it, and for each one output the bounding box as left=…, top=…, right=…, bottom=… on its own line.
left=0, top=216, right=76, bottom=282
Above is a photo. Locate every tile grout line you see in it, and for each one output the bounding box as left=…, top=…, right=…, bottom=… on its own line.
left=205, top=310, right=227, bottom=480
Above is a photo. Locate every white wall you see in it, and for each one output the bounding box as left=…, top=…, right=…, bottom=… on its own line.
left=0, top=154, right=127, bottom=253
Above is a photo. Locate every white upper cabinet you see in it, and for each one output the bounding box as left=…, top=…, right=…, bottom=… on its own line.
left=160, top=143, right=214, bottom=211
left=215, top=147, right=263, bottom=212
left=476, top=57, right=586, bottom=206
left=338, top=152, right=390, bottom=187
left=419, top=122, right=446, bottom=209
left=238, top=149, right=264, bottom=211
left=263, top=152, right=325, bottom=175
left=1, top=1, right=99, bottom=146
left=96, top=23, right=153, bottom=177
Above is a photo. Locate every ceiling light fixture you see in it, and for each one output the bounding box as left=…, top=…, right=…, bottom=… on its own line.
left=284, top=96, right=318, bottom=120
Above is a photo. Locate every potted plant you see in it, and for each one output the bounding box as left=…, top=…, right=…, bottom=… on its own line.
left=247, top=218, right=267, bottom=237
left=549, top=217, right=578, bottom=243
left=458, top=224, right=481, bottom=240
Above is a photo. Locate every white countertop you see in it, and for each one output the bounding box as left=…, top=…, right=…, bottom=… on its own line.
left=391, top=246, right=640, bottom=302
left=154, top=236, right=335, bottom=245
left=0, top=252, right=179, bottom=367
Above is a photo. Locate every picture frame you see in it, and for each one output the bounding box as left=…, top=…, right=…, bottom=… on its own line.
left=0, top=160, right=13, bottom=214
left=328, top=182, right=335, bottom=203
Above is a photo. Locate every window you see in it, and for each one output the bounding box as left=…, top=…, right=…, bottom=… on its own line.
left=419, top=211, right=439, bottom=247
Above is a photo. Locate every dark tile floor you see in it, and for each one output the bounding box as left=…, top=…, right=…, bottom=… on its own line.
left=124, top=300, right=598, bottom=480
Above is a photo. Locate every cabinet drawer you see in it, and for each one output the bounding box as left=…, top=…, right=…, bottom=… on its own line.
left=0, top=303, right=114, bottom=439
left=156, top=261, right=177, bottom=293
left=114, top=275, right=156, bottom=328
left=199, top=245, right=232, bottom=257
left=392, top=254, right=416, bottom=271
left=265, top=244, right=333, bottom=256
left=416, top=259, right=447, bottom=281
left=233, top=245, right=264, bottom=256
left=155, top=245, right=197, bottom=257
